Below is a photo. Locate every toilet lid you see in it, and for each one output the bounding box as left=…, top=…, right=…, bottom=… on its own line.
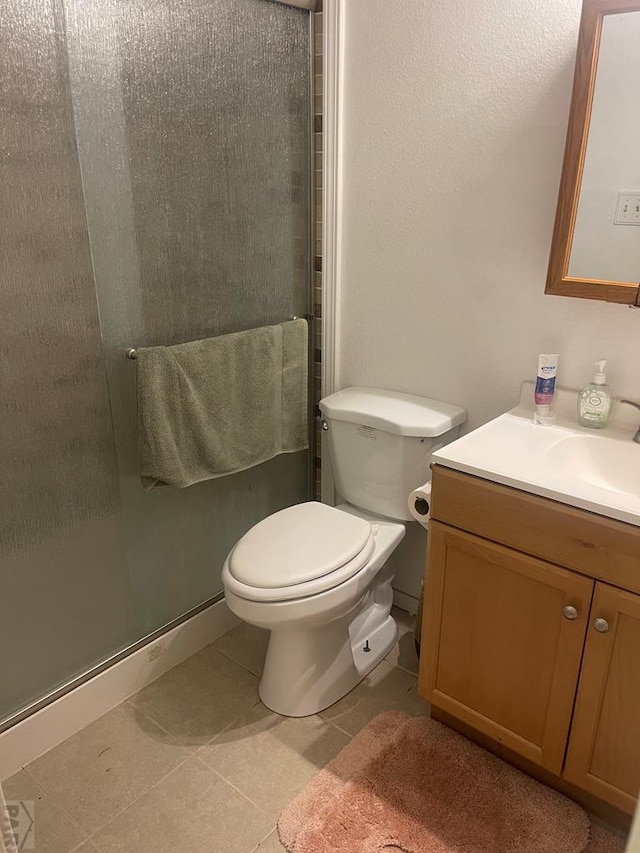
left=228, top=501, right=373, bottom=589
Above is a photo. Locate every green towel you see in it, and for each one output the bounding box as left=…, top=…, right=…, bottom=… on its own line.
left=137, top=319, right=308, bottom=489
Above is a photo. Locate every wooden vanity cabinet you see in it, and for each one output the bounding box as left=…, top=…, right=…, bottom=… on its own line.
left=418, top=466, right=640, bottom=815
left=421, top=522, right=593, bottom=774
left=564, top=583, right=640, bottom=814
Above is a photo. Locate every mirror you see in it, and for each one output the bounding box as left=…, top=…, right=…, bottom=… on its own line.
left=546, top=0, right=640, bottom=305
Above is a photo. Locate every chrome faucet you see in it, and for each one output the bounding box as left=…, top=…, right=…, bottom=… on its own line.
left=620, top=400, right=640, bottom=443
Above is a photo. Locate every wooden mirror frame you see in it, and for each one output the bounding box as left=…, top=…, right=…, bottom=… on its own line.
left=546, top=0, right=640, bottom=305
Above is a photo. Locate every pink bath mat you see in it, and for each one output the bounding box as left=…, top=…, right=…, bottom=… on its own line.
left=278, top=712, right=626, bottom=853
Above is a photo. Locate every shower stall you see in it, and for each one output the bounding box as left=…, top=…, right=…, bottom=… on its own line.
left=0, top=0, right=314, bottom=731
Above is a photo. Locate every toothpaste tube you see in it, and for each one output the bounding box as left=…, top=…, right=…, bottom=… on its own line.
left=534, top=354, right=559, bottom=425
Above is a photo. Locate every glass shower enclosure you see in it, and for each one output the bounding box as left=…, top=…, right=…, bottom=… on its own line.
left=0, top=0, right=313, bottom=729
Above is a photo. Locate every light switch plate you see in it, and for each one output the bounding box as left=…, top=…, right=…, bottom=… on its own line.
left=614, top=191, right=640, bottom=225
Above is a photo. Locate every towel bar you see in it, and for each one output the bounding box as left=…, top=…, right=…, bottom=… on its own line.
left=124, top=314, right=314, bottom=360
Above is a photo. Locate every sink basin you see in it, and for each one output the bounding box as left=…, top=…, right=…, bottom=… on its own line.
left=545, top=434, right=640, bottom=499
left=431, top=382, right=640, bottom=527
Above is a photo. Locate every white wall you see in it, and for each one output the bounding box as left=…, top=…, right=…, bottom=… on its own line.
left=570, top=11, right=640, bottom=282
left=336, top=0, right=640, bottom=600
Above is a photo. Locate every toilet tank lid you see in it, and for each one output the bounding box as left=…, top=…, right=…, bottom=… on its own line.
left=320, top=387, right=466, bottom=437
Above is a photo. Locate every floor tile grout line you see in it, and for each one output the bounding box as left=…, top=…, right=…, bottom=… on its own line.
left=192, top=699, right=262, bottom=756
left=249, top=827, right=281, bottom=853
left=198, top=695, right=264, bottom=752
left=123, top=695, right=198, bottom=745
left=320, top=716, right=355, bottom=739
left=210, top=644, right=265, bottom=679
left=22, top=697, right=189, bottom=794
left=194, top=753, right=279, bottom=826
left=69, top=835, right=99, bottom=853
left=18, top=765, right=93, bottom=847
left=125, top=688, right=261, bottom=751
left=86, top=751, right=275, bottom=852
left=384, top=648, right=419, bottom=672
left=27, top=699, right=197, bottom=845
left=22, top=759, right=95, bottom=853
left=84, top=751, right=195, bottom=842
left=80, top=694, right=275, bottom=833
left=21, top=649, right=416, bottom=849
left=27, top=658, right=262, bottom=847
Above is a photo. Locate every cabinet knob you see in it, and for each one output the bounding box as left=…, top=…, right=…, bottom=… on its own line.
left=593, top=617, right=610, bottom=633
left=562, top=605, right=578, bottom=620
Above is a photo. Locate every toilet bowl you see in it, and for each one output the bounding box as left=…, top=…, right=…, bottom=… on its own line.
left=223, top=502, right=405, bottom=716
left=222, top=387, right=466, bottom=717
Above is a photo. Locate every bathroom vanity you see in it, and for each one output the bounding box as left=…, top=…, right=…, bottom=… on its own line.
left=418, top=386, right=640, bottom=820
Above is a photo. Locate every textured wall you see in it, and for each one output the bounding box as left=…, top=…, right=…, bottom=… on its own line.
left=339, top=0, right=640, bottom=426
left=337, top=0, right=640, bottom=599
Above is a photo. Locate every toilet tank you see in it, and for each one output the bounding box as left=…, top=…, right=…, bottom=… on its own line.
left=319, top=387, right=466, bottom=521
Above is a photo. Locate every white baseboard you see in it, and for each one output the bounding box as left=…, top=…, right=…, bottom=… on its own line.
left=0, top=599, right=239, bottom=782
left=392, top=589, right=419, bottom=615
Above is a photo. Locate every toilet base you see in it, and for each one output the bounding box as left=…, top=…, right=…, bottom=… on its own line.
left=223, top=505, right=406, bottom=717
left=258, top=585, right=398, bottom=717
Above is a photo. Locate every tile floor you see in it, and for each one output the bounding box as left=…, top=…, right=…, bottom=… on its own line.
left=2, top=607, right=428, bottom=853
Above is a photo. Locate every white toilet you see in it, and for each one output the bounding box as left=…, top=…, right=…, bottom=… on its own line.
left=222, top=387, right=466, bottom=717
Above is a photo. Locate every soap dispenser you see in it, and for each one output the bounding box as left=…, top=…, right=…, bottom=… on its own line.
left=578, top=360, right=613, bottom=429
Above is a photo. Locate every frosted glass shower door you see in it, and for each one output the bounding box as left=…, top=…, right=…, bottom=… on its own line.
left=0, top=0, right=136, bottom=725
left=64, top=0, right=312, bottom=635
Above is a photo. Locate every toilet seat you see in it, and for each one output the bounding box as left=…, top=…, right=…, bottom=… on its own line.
left=224, top=502, right=376, bottom=602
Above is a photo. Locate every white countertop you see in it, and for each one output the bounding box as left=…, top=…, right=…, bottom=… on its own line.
left=432, top=382, right=640, bottom=528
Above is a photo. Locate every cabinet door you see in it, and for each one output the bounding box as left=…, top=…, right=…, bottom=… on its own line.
left=564, top=583, right=640, bottom=814
left=419, top=522, right=593, bottom=774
